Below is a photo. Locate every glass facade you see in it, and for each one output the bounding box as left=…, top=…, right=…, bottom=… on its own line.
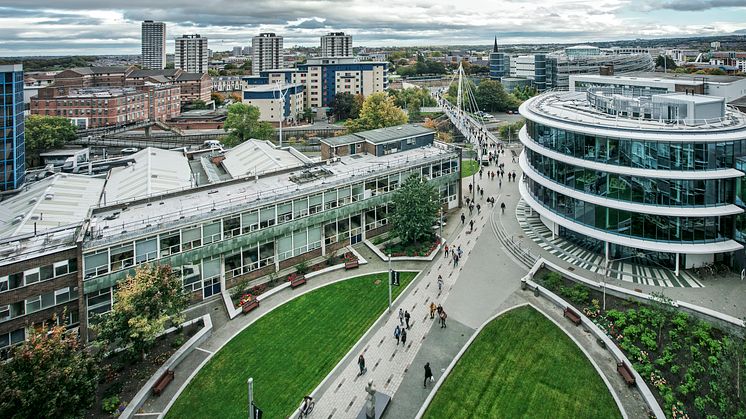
left=1, top=67, right=25, bottom=191
left=527, top=177, right=731, bottom=243
left=526, top=120, right=741, bottom=171
left=526, top=148, right=734, bottom=207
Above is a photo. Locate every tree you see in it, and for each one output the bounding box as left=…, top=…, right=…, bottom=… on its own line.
left=94, top=265, right=188, bottom=360
left=0, top=322, right=98, bottom=418
left=211, top=92, right=225, bottom=107
left=656, top=55, right=678, bottom=70
left=165, top=62, right=175, bottom=70
left=25, top=115, right=77, bottom=167
left=208, top=68, right=220, bottom=76
left=499, top=119, right=525, bottom=141
left=511, top=85, right=538, bottom=101
left=229, top=92, right=242, bottom=103
left=223, top=103, right=274, bottom=146
left=346, top=92, right=408, bottom=133
left=302, top=107, right=315, bottom=123
left=240, top=61, right=252, bottom=73
left=475, top=79, right=520, bottom=112
left=390, top=175, right=440, bottom=245
left=329, top=92, right=360, bottom=121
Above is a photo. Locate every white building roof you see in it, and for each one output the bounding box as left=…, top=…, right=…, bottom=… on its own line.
left=0, top=174, right=104, bottom=239
left=104, top=147, right=193, bottom=202
left=221, top=139, right=309, bottom=178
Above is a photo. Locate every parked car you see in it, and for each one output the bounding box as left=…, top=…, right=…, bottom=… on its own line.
left=120, top=147, right=139, bottom=154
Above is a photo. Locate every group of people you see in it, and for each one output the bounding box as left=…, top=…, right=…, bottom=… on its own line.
left=443, top=243, right=463, bottom=267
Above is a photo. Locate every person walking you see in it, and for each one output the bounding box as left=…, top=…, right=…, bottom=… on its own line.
left=501, top=202, right=506, bottom=214
left=429, top=302, right=437, bottom=319
left=457, top=246, right=463, bottom=258
left=499, top=178, right=502, bottom=188
left=443, top=244, right=449, bottom=258
left=424, top=362, right=434, bottom=388
left=401, top=328, right=407, bottom=346
left=358, top=354, right=366, bottom=376
left=440, top=310, right=448, bottom=328
left=394, top=324, right=402, bottom=345
left=476, top=203, right=481, bottom=214
left=480, top=189, right=484, bottom=199
left=460, top=213, right=466, bottom=225
left=437, top=275, right=443, bottom=293
left=405, top=310, right=411, bottom=329
left=469, top=219, right=474, bottom=233
left=399, top=308, right=404, bottom=326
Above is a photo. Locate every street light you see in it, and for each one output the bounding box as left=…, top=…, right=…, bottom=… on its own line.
left=388, top=254, right=393, bottom=312
left=273, top=81, right=289, bottom=147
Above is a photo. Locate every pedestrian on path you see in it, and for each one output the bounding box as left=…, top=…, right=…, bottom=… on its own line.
left=469, top=219, right=474, bottom=232
left=430, top=302, right=437, bottom=319
left=424, top=362, right=434, bottom=388
left=394, top=325, right=401, bottom=345
left=480, top=189, right=484, bottom=199
left=476, top=203, right=481, bottom=214
left=452, top=253, right=459, bottom=267
left=440, top=310, right=448, bottom=328
left=405, top=310, right=411, bottom=329
left=460, top=213, right=465, bottom=225
left=401, top=328, right=408, bottom=346
left=457, top=246, right=463, bottom=258
left=399, top=308, right=404, bottom=326
left=499, top=179, right=502, bottom=188
left=437, top=275, right=443, bottom=293
left=358, top=354, right=367, bottom=376
left=501, top=202, right=506, bottom=214
left=468, top=204, right=474, bottom=215
left=443, top=244, right=449, bottom=258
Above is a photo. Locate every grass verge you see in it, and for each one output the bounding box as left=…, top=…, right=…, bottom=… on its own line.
left=461, top=160, right=479, bottom=178
left=167, top=271, right=417, bottom=419
left=423, top=305, right=622, bottom=419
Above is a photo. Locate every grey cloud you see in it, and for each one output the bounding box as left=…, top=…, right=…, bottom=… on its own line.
left=652, top=0, right=746, bottom=11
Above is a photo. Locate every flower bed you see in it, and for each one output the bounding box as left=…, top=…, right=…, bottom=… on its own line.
left=383, top=237, right=441, bottom=258
left=535, top=269, right=746, bottom=419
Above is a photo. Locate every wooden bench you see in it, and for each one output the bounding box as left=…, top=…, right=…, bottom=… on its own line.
left=344, top=259, right=359, bottom=270
left=290, top=275, right=307, bottom=288
left=242, top=300, right=259, bottom=314
left=563, top=307, right=581, bottom=326
left=617, top=362, right=636, bottom=386
left=151, top=369, right=174, bottom=396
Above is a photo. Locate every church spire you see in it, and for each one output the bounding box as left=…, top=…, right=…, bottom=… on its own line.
left=493, top=36, right=498, bottom=53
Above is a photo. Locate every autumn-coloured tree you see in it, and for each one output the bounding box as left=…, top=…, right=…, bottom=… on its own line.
left=95, top=264, right=188, bottom=359
left=0, top=323, right=98, bottom=418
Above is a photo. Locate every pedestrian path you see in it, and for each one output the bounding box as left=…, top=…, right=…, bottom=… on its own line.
left=310, top=193, right=494, bottom=418
left=515, top=200, right=703, bottom=288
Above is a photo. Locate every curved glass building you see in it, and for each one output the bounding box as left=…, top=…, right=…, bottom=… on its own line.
left=518, top=88, right=746, bottom=272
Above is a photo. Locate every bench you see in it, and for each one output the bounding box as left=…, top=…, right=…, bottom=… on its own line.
left=151, top=369, right=174, bottom=396
left=242, top=300, right=259, bottom=314
left=563, top=307, right=581, bottom=326
left=617, top=362, right=636, bottom=386
left=290, top=275, right=307, bottom=288
left=344, top=259, right=359, bottom=270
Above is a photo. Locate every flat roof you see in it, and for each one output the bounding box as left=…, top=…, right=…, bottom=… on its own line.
left=87, top=145, right=455, bottom=247
left=321, top=134, right=363, bottom=147
left=244, top=83, right=303, bottom=93
left=625, top=71, right=746, bottom=84
left=0, top=174, right=104, bottom=240
left=655, top=93, right=724, bottom=104
left=353, top=124, right=434, bottom=144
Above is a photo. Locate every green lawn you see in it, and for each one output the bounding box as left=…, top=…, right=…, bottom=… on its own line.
left=424, top=306, right=622, bottom=419
left=167, top=272, right=417, bottom=419
left=461, top=160, right=479, bottom=178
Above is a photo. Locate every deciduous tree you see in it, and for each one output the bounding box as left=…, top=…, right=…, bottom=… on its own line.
left=94, top=265, right=188, bottom=360
left=223, top=103, right=274, bottom=146
left=24, top=115, right=77, bottom=167
left=0, top=322, right=98, bottom=418
left=346, top=92, right=408, bottom=133
left=390, top=175, right=440, bottom=245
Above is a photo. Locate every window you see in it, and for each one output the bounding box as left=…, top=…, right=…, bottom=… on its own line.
left=259, top=207, right=276, bottom=228
left=203, top=221, right=221, bottom=244
left=309, top=195, right=322, bottom=214
left=0, top=277, right=7, bottom=293
left=324, top=190, right=338, bottom=210
left=26, top=296, right=41, bottom=314
left=181, top=226, right=202, bottom=250
left=223, top=216, right=240, bottom=238
left=87, top=288, right=112, bottom=317
left=83, top=251, right=109, bottom=279
left=110, top=244, right=134, bottom=271
left=241, top=212, right=259, bottom=234
left=181, top=262, right=202, bottom=293
left=53, top=260, right=70, bottom=277
left=55, top=287, right=73, bottom=304
left=293, top=198, right=309, bottom=218
left=277, top=202, right=293, bottom=223
left=40, top=265, right=54, bottom=281
left=24, top=268, right=40, bottom=285
left=135, top=237, right=157, bottom=263
left=0, top=305, right=9, bottom=322
left=160, top=231, right=180, bottom=257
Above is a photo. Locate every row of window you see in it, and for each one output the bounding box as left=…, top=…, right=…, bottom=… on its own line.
left=0, top=286, right=76, bottom=324
left=526, top=120, right=746, bottom=171
left=526, top=177, right=733, bottom=243
left=526, top=149, right=735, bottom=207
left=0, top=259, right=77, bottom=294
left=84, top=163, right=457, bottom=279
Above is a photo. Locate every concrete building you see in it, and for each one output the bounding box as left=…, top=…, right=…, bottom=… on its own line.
left=232, top=47, right=243, bottom=57
left=247, top=57, right=387, bottom=109
left=31, top=85, right=180, bottom=129
left=252, top=33, right=283, bottom=74
left=212, top=76, right=244, bottom=92
left=570, top=72, right=746, bottom=103
left=320, top=124, right=435, bottom=159
left=1, top=64, right=25, bottom=192
left=709, top=51, right=746, bottom=73
left=321, top=32, right=353, bottom=57
left=242, top=83, right=304, bottom=123
left=519, top=88, right=746, bottom=273
left=141, top=20, right=166, bottom=70
left=175, top=34, right=209, bottom=74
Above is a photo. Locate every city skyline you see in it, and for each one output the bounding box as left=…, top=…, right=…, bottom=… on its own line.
left=1, top=0, right=746, bottom=56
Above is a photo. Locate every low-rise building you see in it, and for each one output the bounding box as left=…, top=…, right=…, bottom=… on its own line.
left=242, top=83, right=304, bottom=123
left=212, top=76, right=244, bottom=92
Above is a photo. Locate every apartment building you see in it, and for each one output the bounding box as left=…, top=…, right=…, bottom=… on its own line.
left=141, top=20, right=167, bottom=70
left=321, top=32, right=353, bottom=57
left=242, top=83, right=304, bottom=123
left=252, top=33, right=283, bottom=74
left=175, top=34, right=209, bottom=74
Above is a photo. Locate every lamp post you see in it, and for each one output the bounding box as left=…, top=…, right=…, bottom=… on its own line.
left=247, top=377, right=254, bottom=419
left=273, top=81, right=289, bottom=147
left=388, top=254, right=393, bottom=312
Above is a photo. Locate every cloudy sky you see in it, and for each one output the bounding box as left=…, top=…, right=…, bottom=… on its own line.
left=1, top=0, right=746, bottom=56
